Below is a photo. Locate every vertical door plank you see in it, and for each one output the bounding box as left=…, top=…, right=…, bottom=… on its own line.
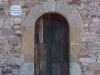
left=35, top=44, right=47, bottom=75
left=46, top=45, right=52, bottom=75
left=52, top=63, right=61, bottom=75
left=61, top=63, right=68, bottom=75
left=52, top=45, right=63, bottom=63
left=34, top=44, right=40, bottom=75
left=39, top=44, right=47, bottom=75
left=39, top=17, right=43, bottom=43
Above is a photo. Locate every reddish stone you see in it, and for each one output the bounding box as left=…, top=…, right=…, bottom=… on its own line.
left=79, top=54, right=91, bottom=58
left=9, top=38, right=21, bottom=45
left=95, top=70, right=100, bottom=75
left=0, top=47, right=4, bottom=54
left=88, top=62, right=98, bottom=68
left=0, top=47, right=4, bottom=50
left=89, top=28, right=96, bottom=32
left=91, top=15, right=97, bottom=18
left=0, top=43, right=5, bottom=46
left=89, top=23, right=99, bottom=28
left=12, top=69, right=19, bottom=75
left=88, top=43, right=100, bottom=50
left=25, top=1, right=34, bottom=6
left=69, top=0, right=81, bottom=4
left=1, top=29, right=15, bottom=35
left=96, top=29, right=100, bottom=34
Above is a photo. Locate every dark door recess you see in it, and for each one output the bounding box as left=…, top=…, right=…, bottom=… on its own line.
left=34, top=13, right=69, bottom=75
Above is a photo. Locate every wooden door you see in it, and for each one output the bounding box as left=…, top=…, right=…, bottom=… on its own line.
left=34, top=13, right=69, bottom=75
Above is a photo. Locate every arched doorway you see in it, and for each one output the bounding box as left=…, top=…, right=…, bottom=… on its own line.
left=34, top=13, right=69, bottom=75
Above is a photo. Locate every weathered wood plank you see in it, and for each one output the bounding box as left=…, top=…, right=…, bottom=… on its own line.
left=39, top=44, right=47, bottom=75
left=51, top=45, right=63, bottom=63
left=34, top=44, right=40, bottom=75
left=61, top=63, right=68, bottom=75
left=35, top=44, right=47, bottom=75
left=52, top=63, right=61, bottom=75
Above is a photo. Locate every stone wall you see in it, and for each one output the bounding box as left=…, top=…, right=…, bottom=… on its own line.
left=0, top=0, right=100, bottom=75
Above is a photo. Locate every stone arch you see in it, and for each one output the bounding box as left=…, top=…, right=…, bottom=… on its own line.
left=20, top=0, right=82, bottom=69
left=21, top=1, right=82, bottom=27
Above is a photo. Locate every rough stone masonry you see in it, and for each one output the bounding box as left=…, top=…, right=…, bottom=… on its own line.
left=0, top=0, right=100, bottom=75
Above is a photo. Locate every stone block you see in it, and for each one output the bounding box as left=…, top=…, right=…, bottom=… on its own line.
left=70, top=43, right=79, bottom=62
left=70, top=62, right=82, bottom=75
left=44, top=2, right=58, bottom=12
left=21, top=3, right=45, bottom=26
left=39, top=0, right=49, bottom=2
left=22, top=27, right=34, bottom=43
left=0, top=8, right=3, bottom=11
left=3, top=18, right=13, bottom=29
left=0, top=0, right=2, bottom=5
left=13, top=25, right=22, bottom=30
left=0, top=18, right=3, bottom=28
left=1, top=69, right=12, bottom=74
left=10, top=49, right=18, bottom=54
left=81, top=35, right=94, bottom=42
left=91, top=66, right=100, bottom=71
left=0, top=43, right=5, bottom=46
left=95, top=69, right=100, bottom=74
left=11, top=1, right=22, bottom=5
left=19, top=63, right=34, bottom=75
left=12, top=69, right=19, bottom=75
left=1, top=29, right=15, bottom=35
left=19, top=1, right=25, bottom=6
left=93, top=18, right=100, bottom=22
left=70, top=0, right=80, bottom=4
left=0, top=68, right=2, bottom=75
left=0, top=39, right=8, bottom=44
left=21, top=26, right=34, bottom=53
left=96, top=29, right=100, bottom=34
left=70, top=27, right=81, bottom=43
left=20, top=12, right=26, bottom=19
left=79, top=43, right=88, bottom=53
left=9, top=38, right=21, bottom=45
left=24, top=54, right=33, bottom=63
left=97, top=58, right=100, bottom=63
left=83, top=69, right=94, bottom=75
left=0, top=47, right=4, bottom=54
left=59, top=2, right=73, bottom=16
left=66, top=0, right=72, bottom=1
left=0, top=35, right=6, bottom=40
left=9, top=65, right=20, bottom=70
left=0, top=12, right=6, bottom=17
left=21, top=43, right=34, bottom=54
left=88, top=43, right=100, bottom=50
left=14, top=17, right=22, bottom=25
left=18, top=45, right=24, bottom=54
left=11, top=56, right=24, bottom=65
left=70, top=43, right=80, bottom=54
left=79, top=58, right=96, bottom=63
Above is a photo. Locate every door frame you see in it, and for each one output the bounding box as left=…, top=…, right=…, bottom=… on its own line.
left=20, top=1, right=83, bottom=75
